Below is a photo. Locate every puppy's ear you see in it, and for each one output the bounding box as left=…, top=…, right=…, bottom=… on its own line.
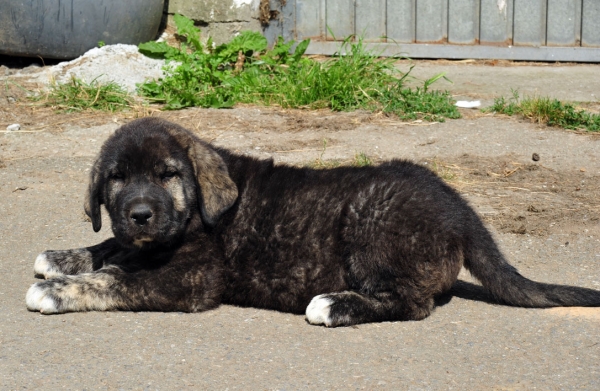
left=84, top=159, right=103, bottom=232
left=166, top=123, right=238, bottom=226
left=188, top=140, right=238, bottom=226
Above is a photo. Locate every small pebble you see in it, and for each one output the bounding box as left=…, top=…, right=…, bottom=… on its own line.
left=532, top=153, right=540, bottom=161
left=7, top=123, right=21, bottom=131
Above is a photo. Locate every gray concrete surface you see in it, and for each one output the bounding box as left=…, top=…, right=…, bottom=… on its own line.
left=402, top=61, right=600, bottom=107
left=1, top=61, right=600, bottom=390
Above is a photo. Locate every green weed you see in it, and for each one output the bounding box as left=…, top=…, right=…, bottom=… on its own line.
left=33, top=76, right=134, bottom=113
left=138, top=14, right=459, bottom=121
left=310, top=139, right=339, bottom=169
left=310, top=159, right=342, bottom=169
left=311, top=151, right=373, bottom=169
left=307, top=139, right=373, bottom=169
left=488, top=90, right=600, bottom=132
left=353, top=152, right=373, bottom=167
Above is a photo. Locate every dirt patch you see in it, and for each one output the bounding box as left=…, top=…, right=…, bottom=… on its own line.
left=431, top=154, right=600, bottom=237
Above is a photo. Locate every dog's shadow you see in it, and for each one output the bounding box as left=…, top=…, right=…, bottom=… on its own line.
left=435, top=280, right=497, bottom=307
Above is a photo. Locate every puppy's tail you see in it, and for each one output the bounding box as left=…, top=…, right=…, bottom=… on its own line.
left=463, top=224, right=600, bottom=308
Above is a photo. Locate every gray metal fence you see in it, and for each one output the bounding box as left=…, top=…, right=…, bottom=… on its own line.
left=264, top=0, right=600, bottom=62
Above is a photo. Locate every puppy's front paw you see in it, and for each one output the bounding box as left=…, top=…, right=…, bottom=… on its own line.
left=26, top=281, right=61, bottom=314
left=33, top=253, right=64, bottom=279
left=306, top=294, right=334, bottom=326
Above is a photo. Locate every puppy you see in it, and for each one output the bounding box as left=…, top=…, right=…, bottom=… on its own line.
left=26, top=118, right=600, bottom=326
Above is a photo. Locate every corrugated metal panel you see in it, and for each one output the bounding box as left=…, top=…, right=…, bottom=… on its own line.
left=513, top=0, right=547, bottom=46
left=547, top=0, right=581, bottom=46
left=295, top=0, right=325, bottom=39
left=448, top=0, right=480, bottom=44
left=263, top=0, right=600, bottom=62
left=479, top=0, right=513, bottom=45
left=582, top=0, right=600, bottom=47
left=415, top=0, right=447, bottom=43
left=326, top=0, right=354, bottom=40
left=262, top=0, right=283, bottom=45
left=356, top=0, right=387, bottom=42
left=281, top=0, right=296, bottom=43
left=387, top=0, right=415, bottom=43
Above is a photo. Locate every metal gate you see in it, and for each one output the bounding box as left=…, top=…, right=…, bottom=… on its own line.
left=263, top=0, right=600, bottom=62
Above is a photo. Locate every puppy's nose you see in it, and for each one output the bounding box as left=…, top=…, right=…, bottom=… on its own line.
left=130, top=204, right=153, bottom=226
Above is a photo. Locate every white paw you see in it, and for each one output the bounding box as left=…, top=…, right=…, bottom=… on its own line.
left=306, top=294, right=333, bottom=326
left=26, top=283, right=60, bottom=314
left=33, top=253, right=63, bottom=279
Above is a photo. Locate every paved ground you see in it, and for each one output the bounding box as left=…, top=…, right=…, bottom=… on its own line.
left=404, top=60, right=600, bottom=105
left=1, top=59, right=599, bottom=390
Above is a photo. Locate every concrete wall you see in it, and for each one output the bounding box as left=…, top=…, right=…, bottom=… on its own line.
left=167, top=0, right=262, bottom=44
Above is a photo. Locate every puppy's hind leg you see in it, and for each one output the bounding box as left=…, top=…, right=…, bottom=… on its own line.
left=34, top=238, right=121, bottom=279
left=305, top=290, right=434, bottom=327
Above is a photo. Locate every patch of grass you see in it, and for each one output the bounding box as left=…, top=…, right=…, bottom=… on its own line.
left=488, top=90, right=600, bottom=132
left=310, top=159, right=342, bottom=169
left=247, top=36, right=396, bottom=111
left=33, top=76, right=135, bottom=113
left=309, top=139, right=341, bottom=169
left=308, top=140, right=374, bottom=169
left=138, top=14, right=459, bottom=121
left=4, top=79, right=34, bottom=102
left=353, top=152, right=373, bottom=167
left=310, top=154, right=374, bottom=169
left=377, top=69, right=461, bottom=121
left=430, top=159, right=457, bottom=181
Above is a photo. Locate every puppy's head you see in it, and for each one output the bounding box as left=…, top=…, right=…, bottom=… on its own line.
left=84, top=117, right=238, bottom=249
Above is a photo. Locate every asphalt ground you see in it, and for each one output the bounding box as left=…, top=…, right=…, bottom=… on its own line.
left=1, top=60, right=599, bottom=390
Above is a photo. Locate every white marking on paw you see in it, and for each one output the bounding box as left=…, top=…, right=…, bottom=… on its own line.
left=26, top=283, right=59, bottom=314
left=306, top=294, right=333, bottom=326
left=33, top=253, right=63, bottom=279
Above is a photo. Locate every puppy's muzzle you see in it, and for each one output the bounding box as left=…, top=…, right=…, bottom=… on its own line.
left=125, top=196, right=159, bottom=229
left=129, top=203, right=153, bottom=226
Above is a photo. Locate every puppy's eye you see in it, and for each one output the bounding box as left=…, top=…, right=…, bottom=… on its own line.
left=109, top=172, right=125, bottom=181
left=161, top=171, right=178, bottom=181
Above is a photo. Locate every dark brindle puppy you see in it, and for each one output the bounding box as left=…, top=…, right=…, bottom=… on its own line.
left=26, top=118, right=600, bottom=326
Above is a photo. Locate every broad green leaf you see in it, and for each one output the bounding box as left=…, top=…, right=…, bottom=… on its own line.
left=138, top=42, right=179, bottom=59
left=292, top=39, right=310, bottom=62
left=173, top=14, right=203, bottom=51
left=228, top=31, right=268, bottom=53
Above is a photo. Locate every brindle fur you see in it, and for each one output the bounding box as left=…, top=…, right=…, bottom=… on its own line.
left=26, top=118, right=600, bottom=325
